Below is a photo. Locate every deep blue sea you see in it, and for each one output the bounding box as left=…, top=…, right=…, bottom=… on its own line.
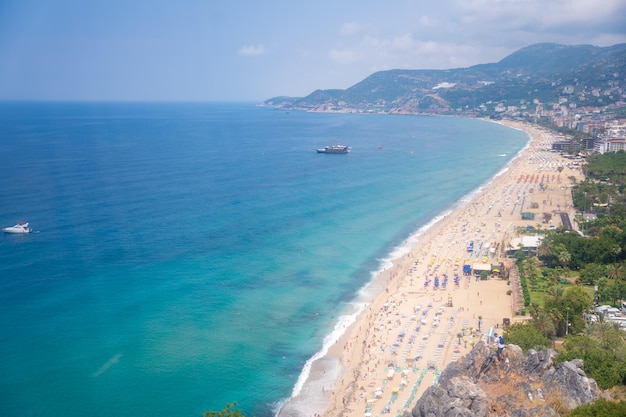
left=0, top=102, right=528, bottom=417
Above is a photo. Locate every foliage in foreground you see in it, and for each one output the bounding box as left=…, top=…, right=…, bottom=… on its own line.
left=567, top=398, right=626, bottom=417
left=203, top=402, right=245, bottom=417
left=556, top=325, right=626, bottom=389
left=503, top=322, right=550, bottom=351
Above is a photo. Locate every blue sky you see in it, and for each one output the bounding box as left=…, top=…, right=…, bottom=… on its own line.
left=1, top=0, right=625, bottom=102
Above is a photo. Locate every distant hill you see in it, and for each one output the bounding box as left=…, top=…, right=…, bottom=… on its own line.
left=264, top=43, right=626, bottom=115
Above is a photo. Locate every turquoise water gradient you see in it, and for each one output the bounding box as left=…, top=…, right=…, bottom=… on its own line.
left=0, top=103, right=527, bottom=417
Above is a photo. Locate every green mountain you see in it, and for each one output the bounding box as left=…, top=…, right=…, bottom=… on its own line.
left=264, top=43, right=626, bottom=114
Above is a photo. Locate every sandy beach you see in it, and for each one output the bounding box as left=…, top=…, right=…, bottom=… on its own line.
left=279, top=120, right=584, bottom=417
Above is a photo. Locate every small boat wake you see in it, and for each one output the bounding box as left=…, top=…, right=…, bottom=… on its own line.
left=93, top=354, right=123, bottom=377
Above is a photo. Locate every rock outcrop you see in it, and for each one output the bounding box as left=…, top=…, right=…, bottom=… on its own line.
left=411, top=341, right=600, bottom=417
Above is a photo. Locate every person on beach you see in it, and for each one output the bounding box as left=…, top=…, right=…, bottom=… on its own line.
left=494, top=332, right=505, bottom=361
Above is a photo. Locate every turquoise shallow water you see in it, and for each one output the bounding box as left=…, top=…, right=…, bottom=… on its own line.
left=0, top=103, right=527, bottom=417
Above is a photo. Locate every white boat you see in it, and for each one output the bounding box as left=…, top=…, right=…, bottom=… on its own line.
left=3, top=222, right=32, bottom=234
left=316, top=144, right=351, bottom=154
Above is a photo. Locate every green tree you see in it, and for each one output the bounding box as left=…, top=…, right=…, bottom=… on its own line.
left=523, top=257, right=541, bottom=289
left=537, top=233, right=557, bottom=264
left=204, top=402, right=245, bottom=417
left=583, top=320, right=613, bottom=341
left=607, top=262, right=624, bottom=282
left=578, top=263, right=607, bottom=285
left=564, top=286, right=593, bottom=314
left=527, top=303, right=541, bottom=320
left=504, top=322, right=550, bottom=351
left=532, top=308, right=557, bottom=339
left=567, top=398, right=626, bottom=416
left=616, top=280, right=626, bottom=305
left=546, top=284, right=564, bottom=300
left=596, top=277, right=612, bottom=303
left=611, top=244, right=622, bottom=264
left=556, top=243, right=572, bottom=269
left=542, top=268, right=560, bottom=286
left=544, top=285, right=591, bottom=336
left=597, top=277, right=626, bottom=306
left=558, top=327, right=626, bottom=389
left=564, top=286, right=593, bottom=335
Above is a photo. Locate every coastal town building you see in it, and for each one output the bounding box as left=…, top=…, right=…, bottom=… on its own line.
left=599, top=139, right=626, bottom=153
left=507, top=235, right=543, bottom=256
left=592, top=122, right=626, bottom=153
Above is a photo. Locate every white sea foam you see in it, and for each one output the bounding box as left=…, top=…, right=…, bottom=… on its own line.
left=275, top=209, right=460, bottom=417
left=275, top=301, right=366, bottom=417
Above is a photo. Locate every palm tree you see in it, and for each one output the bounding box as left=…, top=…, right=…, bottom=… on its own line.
left=533, top=309, right=556, bottom=339
left=584, top=320, right=613, bottom=340
left=537, top=235, right=554, bottom=260
left=611, top=245, right=622, bottom=267
left=546, top=285, right=564, bottom=299
left=527, top=303, right=540, bottom=320
left=607, top=263, right=624, bottom=282
left=556, top=245, right=572, bottom=270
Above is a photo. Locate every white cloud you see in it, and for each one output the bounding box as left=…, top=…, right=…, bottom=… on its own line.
left=340, top=22, right=364, bottom=36
left=323, top=0, right=626, bottom=75
left=390, top=33, right=415, bottom=50
left=238, top=44, right=267, bottom=56
left=328, top=47, right=363, bottom=64
left=417, top=15, right=437, bottom=28
left=453, top=0, right=626, bottom=31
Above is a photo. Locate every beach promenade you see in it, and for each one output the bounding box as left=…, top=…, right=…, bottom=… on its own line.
left=308, top=120, right=584, bottom=417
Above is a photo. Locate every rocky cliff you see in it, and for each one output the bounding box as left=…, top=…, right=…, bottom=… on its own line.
left=411, top=341, right=601, bottom=417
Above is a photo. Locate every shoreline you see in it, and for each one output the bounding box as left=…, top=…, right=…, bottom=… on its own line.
left=276, top=119, right=583, bottom=417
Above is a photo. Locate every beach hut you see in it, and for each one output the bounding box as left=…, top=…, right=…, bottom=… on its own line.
left=472, top=262, right=491, bottom=272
